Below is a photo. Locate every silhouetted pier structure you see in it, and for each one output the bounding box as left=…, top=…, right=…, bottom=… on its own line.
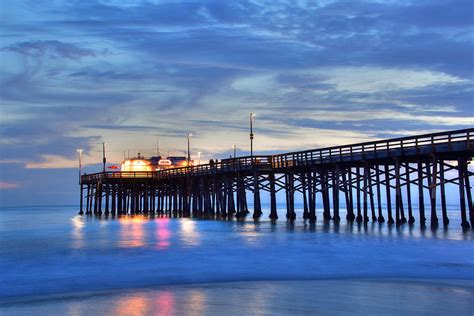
left=80, top=128, right=474, bottom=228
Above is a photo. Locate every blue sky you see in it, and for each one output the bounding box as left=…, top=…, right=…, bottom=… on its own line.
left=0, top=0, right=473, bottom=206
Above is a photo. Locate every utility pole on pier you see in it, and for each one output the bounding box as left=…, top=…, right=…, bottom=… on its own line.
left=156, top=137, right=160, bottom=156
left=187, top=133, right=192, bottom=166
left=250, top=113, right=255, bottom=163
left=102, top=142, right=107, bottom=172
left=77, top=148, right=83, bottom=182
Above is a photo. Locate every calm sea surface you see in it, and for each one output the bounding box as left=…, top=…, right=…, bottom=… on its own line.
left=0, top=205, right=473, bottom=315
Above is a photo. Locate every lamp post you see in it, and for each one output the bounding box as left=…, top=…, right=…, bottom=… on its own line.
left=187, top=133, right=192, bottom=166
left=77, top=148, right=83, bottom=182
left=197, top=151, right=201, bottom=165
left=233, top=145, right=237, bottom=159
left=156, top=137, right=160, bottom=157
left=250, top=113, right=255, bottom=163
left=102, top=142, right=107, bottom=172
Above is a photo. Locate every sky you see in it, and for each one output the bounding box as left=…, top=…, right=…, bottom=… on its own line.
left=0, top=0, right=473, bottom=206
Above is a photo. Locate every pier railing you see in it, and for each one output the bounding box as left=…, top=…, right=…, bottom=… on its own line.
left=81, top=128, right=473, bottom=183
left=271, top=127, right=472, bottom=168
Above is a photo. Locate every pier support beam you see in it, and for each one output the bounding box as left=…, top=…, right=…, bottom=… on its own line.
left=385, top=164, right=394, bottom=225
left=458, top=158, right=470, bottom=228
left=308, top=171, right=316, bottom=222
left=79, top=184, right=84, bottom=215
left=269, top=173, right=278, bottom=220
left=322, top=170, right=331, bottom=220
left=395, top=159, right=402, bottom=226
left=356, top=167, right=362, bottom=223
left=333, top=168, right=340, bottom=222
left=363, top=165, right=369, bottom=223
left=375, top=166, right=384, bottom=222
left=286, top=172, right=296, bottom=220
left=417, top=160, right=426, bottom=227
left=405, top=163, right=415, bottom=224
left=428, top=159, right=439, bottom=228
left=345, top=170, right=355, bottom=221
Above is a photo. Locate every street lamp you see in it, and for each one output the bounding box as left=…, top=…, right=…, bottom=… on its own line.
left=102, top=142, right=107, bottom=172
left=197, top=151, right=201, bottom=165
left=156, top=137, right=160, bottom=157
left=77, top=148, right=83, bottom=181
left=250, top=113, right=255, bottom=163
left=233, top=145, right=237, bottom=159
left=187, top=133, right=193, bottom=166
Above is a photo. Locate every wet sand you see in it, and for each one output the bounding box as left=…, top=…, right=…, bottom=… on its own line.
left=1, top=278, right=473, bottom=316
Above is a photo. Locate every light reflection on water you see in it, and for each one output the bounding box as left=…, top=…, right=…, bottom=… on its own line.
left=70, top=208, right=472, bottom=252
left=71, top=216, right=85, bottom=249
left=118, top=216, right=146, bottom=248
left=179, top=218, right=200, bottom=247
left=155, top=218, right=171, bottom=250
left=236, top=221, right=262, bottom=245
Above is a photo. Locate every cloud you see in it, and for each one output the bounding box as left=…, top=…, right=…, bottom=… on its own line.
left=2, top=40, right=96, bottom=60
left=25, top=154, right=78, bottom=169
left=0, top=181, right=21, bottom=189
left=310, top=67, right=465, bottom=93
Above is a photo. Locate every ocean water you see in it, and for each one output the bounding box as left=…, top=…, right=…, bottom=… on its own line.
left=0, top=205, right=473, bottom=315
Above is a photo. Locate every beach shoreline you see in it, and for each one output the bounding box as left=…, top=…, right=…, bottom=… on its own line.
left=1, top=278, right=473, bottom=315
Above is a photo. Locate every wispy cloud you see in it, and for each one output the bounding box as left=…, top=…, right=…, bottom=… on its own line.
left=25, top=154, right=79, bottom=169
left=2, top=40, right=96, bottom=60
left=0, top=181, right=21, bottom=189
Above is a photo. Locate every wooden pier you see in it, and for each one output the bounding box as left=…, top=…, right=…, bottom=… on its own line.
left=80, top=128, right=474, bottom=229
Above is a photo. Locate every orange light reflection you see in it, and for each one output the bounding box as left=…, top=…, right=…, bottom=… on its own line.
left=119, top=216, right=146, bottom=248
left=114, top=294, right=151, bottom=316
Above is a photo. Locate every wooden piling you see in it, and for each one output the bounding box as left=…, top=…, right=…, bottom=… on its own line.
left=395, top=159, right=402, bottom=226
left=79, top=184, right=84, bottom=215
left=286, top=172, right=296, bottom=220
left=427, top=159, right=438, bottom=228
left=345, top=169, right=355, bottom=221
left=308, top=171, right=316, bottom=222
left=385, top=164, right=394, bottom=224
left=333, top=168, right=340, bottom=222
left=458, top=158, right=470, bottom=228
left=269, top=172, right=278, bottom=220
left=417, top=160, right=426, bottom=227
left=356, top=167, right=362, bottom=223
left=405, top=163, right=415, bottom=224
left=363, top=164, right=369, bottom=222
left=321, top=170, right=331, bottom=220
left=302, top=173, right=309, bottom=220
left=375, top=166, right=384, bottom=222
left=367, top=165, right=376, bottom=221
